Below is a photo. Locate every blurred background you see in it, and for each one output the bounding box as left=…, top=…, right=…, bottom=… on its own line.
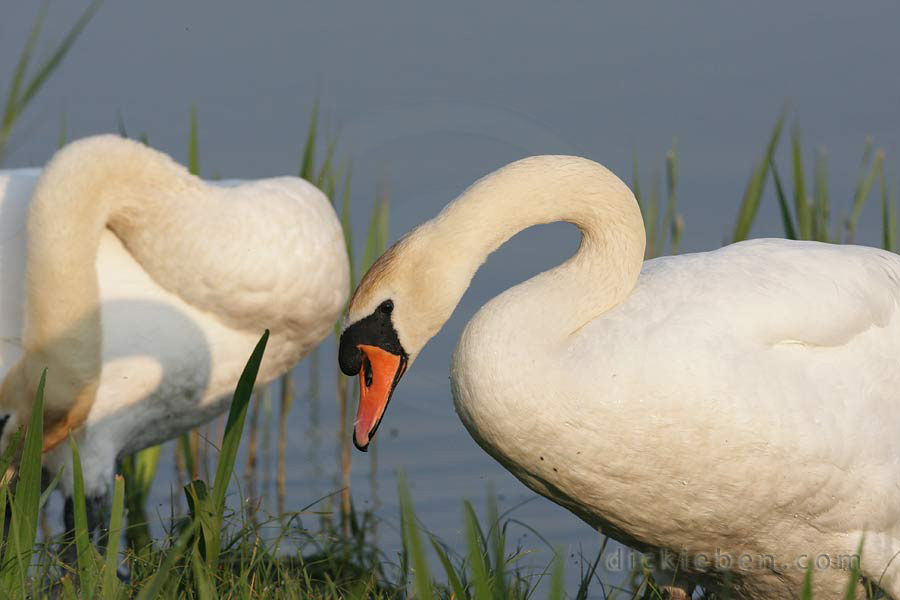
left=2, top=1, right=899, bottom=594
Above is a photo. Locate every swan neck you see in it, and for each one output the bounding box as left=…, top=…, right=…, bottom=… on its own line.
left=430, top=155, right=646, bottom=337
left=23, top=136, right=197, bottom=347
left=5, top=136, right=201, bottom=429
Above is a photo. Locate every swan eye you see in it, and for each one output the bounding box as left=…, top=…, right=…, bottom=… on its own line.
left=379, top=300, right=394, bottom=314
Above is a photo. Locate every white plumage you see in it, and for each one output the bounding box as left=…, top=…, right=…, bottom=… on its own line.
left=343, top=155, right=900, bottom=599
left=0, top=135, right=348, bottom=514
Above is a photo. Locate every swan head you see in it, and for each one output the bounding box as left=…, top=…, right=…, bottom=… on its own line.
left=339, top=223, right=470, bottom=450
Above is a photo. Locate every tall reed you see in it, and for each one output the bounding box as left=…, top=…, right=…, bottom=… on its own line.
left=633, top=141, right=684, bottom=258
left=732, top=113, right=891, bottom=249
left=0, top=0, right=101, bottom=165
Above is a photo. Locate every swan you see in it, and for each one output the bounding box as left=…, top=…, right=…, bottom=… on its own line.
left=0, top=135, right=349, bottom=539
left=338, top=155, right=900, bottom=599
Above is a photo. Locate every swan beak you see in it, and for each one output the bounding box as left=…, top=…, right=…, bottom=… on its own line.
left=354, top=344, right=406, bottom=451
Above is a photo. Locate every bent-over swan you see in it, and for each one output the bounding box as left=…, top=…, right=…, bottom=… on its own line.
left=0, top=135, right=349, bottom=538
left=338, top=155, right=900, bottom=599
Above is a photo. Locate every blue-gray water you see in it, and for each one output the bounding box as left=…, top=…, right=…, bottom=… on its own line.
left=3, top=2, right=900, bottom=594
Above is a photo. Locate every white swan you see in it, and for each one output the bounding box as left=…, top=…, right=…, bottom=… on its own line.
left=0, top=134, right=349, bottom=533
left=339, top=155, right=900, bottom=599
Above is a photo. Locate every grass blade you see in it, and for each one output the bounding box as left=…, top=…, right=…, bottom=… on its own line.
left=61, top=575, right=78, bottom=599
left=792, top=127, right=811, bottom=240
left=813, top=148, right=830, bottom=241
left=0, top=484, right=7, bottom=562
left=57, top=111, right=67, bottom=149
left=70, top=437, right=98, bottom=596
left=732, top=112, right=785, bottom=242
left=770, top=158, right=797, bottom=239
left=430, top=537, right=466, bottom=599
left=398, top=474, right=435, bottom=600
left=0, top=0, right=101, bottom=164
left=316, top=136, right=339, bottom=192
left=464, top=501, right=491, bottom=599
left=842, top=536, right=863, bottom=600
left=38, top=465, right=63, bottom=511
left=575, top=538, right=608, bottom=600
left=645, top=173, right=659, bottom=257
left=800, top=564, right=813, bottom=600
left=102, top=475, right=125, bottom=597
left=671, top=215, right=684, bottom=255
left=361, top=180, right=390, bottom=274
left=208, top=330, right=269, bottom=560
left=133, top=523, right=196, bottom=600
left=548, top=549, right=565, bottom=600
left=188, top=105, right=200, bottom=175
left=2, top=369, right=46, bottom=588
left=333, top=166, right=355, bottom=339
left=3, top=501, right=28, bottom=597
left=661, top=145, right=678, bottom=255
left=376, top=183, right=389, bottom=255
left=178, top=433, right=195, bottom=482
left=0, top=0, right=48, bottom=152
left=486, top=489, right=508, bottom=599
left=341, top=165, right=355, bottom=286
left=882, top=164, right=897, bottom=252
left=116, top=111, right=128, bottom=138
left=191, top=545, right=215, bottom=600
left=16, top=0, right=102, bottom=114
left=299, top=99, right=319, bottom=181
left=847, top=149, right=884, bottom=243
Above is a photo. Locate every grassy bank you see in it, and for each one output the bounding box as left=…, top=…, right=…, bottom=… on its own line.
left=0, top=336, right=632, bottom=599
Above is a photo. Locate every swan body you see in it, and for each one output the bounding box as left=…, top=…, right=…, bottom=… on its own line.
left=0, top=135, right=349, bottom=502
left=340, top=155, right=900, bottom=599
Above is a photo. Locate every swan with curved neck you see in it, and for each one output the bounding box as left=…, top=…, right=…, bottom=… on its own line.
left=0, top=134, right=348, bottom=529
left=340, top=155, right=900, bottom=599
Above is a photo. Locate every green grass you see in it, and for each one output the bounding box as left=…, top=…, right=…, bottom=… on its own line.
left=732, top=115, right=891, bottom=248
left=632, top=141, right=684, bottom=258
left=0, top=334, right=629, bottom=599
left=0, top=0, right=101, bottom=165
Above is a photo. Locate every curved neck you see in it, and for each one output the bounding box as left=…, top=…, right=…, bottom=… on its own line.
left=413, top=155, right=646, bottom=348
left=10, top=135, right=206, bottom=443
left=24, top=136, right=201, bottom=349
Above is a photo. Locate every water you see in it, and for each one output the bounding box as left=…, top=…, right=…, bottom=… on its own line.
left=4, top=1, right=900, bottom=594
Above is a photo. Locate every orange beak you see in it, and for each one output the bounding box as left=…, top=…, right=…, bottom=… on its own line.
left=354, top=344, right=407, bottom=451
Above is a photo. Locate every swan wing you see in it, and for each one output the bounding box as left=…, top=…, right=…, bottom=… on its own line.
left=670, top=238, right=900, bottom=347
left=571, top=237, right=900, bottom=455
left=570, top=239, right=900, bottom=522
